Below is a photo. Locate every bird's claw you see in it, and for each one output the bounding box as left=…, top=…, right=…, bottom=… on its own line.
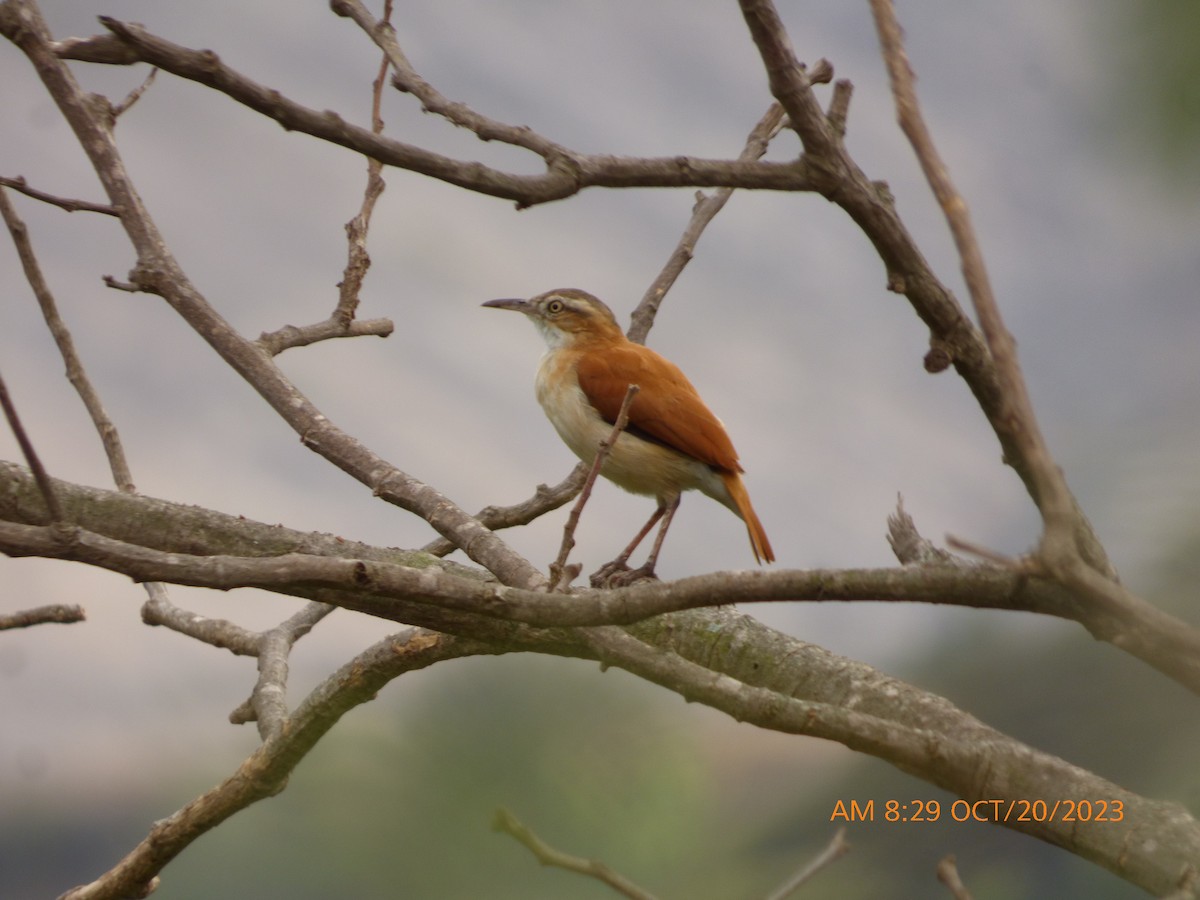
left=590, top=561, right=659, bottom=589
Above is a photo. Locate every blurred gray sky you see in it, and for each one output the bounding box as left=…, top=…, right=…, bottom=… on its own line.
left=2, top=0, right=1198, bottom=826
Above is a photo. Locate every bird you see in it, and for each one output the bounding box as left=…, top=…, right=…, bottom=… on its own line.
left=483, top=288, right=773, bottom=585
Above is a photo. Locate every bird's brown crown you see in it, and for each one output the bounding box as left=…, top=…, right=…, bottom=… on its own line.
left=527, top=288, right=622, bottom=338
left=483, top=289, right=625, bottom=347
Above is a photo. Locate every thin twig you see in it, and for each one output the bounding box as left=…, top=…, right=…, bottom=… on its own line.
left=629, top=102, right=787, bottom=344
left=0, top=190, right=69, bottom=522
left=238, top=601, right=336, bottom=740
left=0, top=175, right=117, bottom=215
left=111, top=66, right=157, bottom=118
left=334, top=0, right=391, bottom=327
left=61, top=16, right=817, bottom=207
left=421, top=464, right=587, bottom=557
left=0, top=604, right=86, bottom=630
left=101, top=275, right=142, bottom=292
left=332, top=0, right=573, bottom=162
left=0, top=371, right=63, bottom=523
left=936, top=854, right=974, bottom=900
left=549, top=384, right=639, bottom=591
left=493, top=808, right=659, bottom=900
left=826, top=79, right=853, bottom=136
left=1, top=185, right=136, bottom=490
left=254, top=317, right=394, bottom=356
left=3, top=178, right=184, bottom=632
left=887, top=495, right=962, bottom=567
left=763, top=828, right=850, bottom=900
left=257, top=3, right=394, bottom=357
left=944, top=533, right=1020, bottom=569
left=141, top=582, right=260, bottom=655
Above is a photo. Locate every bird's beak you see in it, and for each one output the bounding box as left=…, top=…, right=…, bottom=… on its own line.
left=482, top=298, right=530, bottom=313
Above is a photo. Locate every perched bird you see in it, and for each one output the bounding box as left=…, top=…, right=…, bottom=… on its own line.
left=483, top=288, right=773, bottom=583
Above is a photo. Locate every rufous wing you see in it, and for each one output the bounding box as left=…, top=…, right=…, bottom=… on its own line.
left=574, top=343, right=741, bottom=473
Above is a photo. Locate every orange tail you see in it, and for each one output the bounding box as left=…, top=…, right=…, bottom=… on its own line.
left=720, top=472, right=775, bottom=564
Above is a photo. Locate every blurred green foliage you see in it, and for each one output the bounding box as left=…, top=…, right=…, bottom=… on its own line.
left=1105, top=0, right=1200, bottom=187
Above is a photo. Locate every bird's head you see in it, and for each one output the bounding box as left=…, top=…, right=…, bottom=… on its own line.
left=483, top=288, right=624, bottom=348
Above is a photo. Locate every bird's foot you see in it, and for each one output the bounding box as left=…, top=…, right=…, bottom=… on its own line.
left=590, top=560, right=659, bottom=589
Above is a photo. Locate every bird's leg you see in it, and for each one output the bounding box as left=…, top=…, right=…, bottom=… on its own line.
left=590, top=504, right=665, bottom=587
left=590, top=496, right=681, bottom=588
left=639, top=495, right=680, bottom=575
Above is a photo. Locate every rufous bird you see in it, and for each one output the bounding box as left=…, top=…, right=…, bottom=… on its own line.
left=483, top=288, right=774, bottom=584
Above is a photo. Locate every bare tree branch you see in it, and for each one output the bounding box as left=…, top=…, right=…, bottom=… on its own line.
left=50, top=30, right=137, bottom=65
left=110, top=65, right=156, bottom=118
left=140, top=581, right=260, bottom=655
left=4, top=162, right=195, bottom=647
left=0, top=0, right=545, bottom=589
left=867, top=0, right=1111, bottom=583
left=862, top=2, right=1190, bottom=703
left=1160, top=869, right=1200, bottom=900
left=621, top=608, right=1200, bottom=896
left=241, top=601, right=336, bottom=739
left=732, top=1, right=1117, bottom=581
left=629, top=102, right=788, bottom=344
left=1, top=185, right=135, bottom=491
left=0, top=603, right=85, bottom=630
left=254, top=316, right=395, bottom=356
left=1, top=459, right=1197, bottom=892
left=494, top=808, right=659, bottom=900
left=0, top=175, right=116, bottom=215
left=421, top=465, right=588, bottom=558
left=763, top=828, right=850, bottom=900
left=4, top=463, right=1199, bottom=694
left=936, top=855, right=974, bottom=900
left=738, top=0, right=841, bottom=159
left=255, top=9, right=397, bottom=356
left=32, top=0, right=1127, bottom=604
left=886, top=495, right=962, bottom=566
left=332, top=0, right=574, bottom=161
left=58, top=628, right=498, bottom=900
left=335, top=0, right=391, bottom=327
left=0, top=372, right=63, bottom=523
left=47, top=16, right=819, bottom=207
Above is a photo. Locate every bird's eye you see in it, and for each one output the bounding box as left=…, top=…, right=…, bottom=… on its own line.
left=546, top=299, right=565, bottom=314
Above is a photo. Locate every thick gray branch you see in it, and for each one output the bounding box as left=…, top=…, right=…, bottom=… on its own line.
left=599, top=613, right=1200, bottom=896
left=4, top=461, right=1200, bottom=695
left=2, top=461, right=1197, bottom=894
